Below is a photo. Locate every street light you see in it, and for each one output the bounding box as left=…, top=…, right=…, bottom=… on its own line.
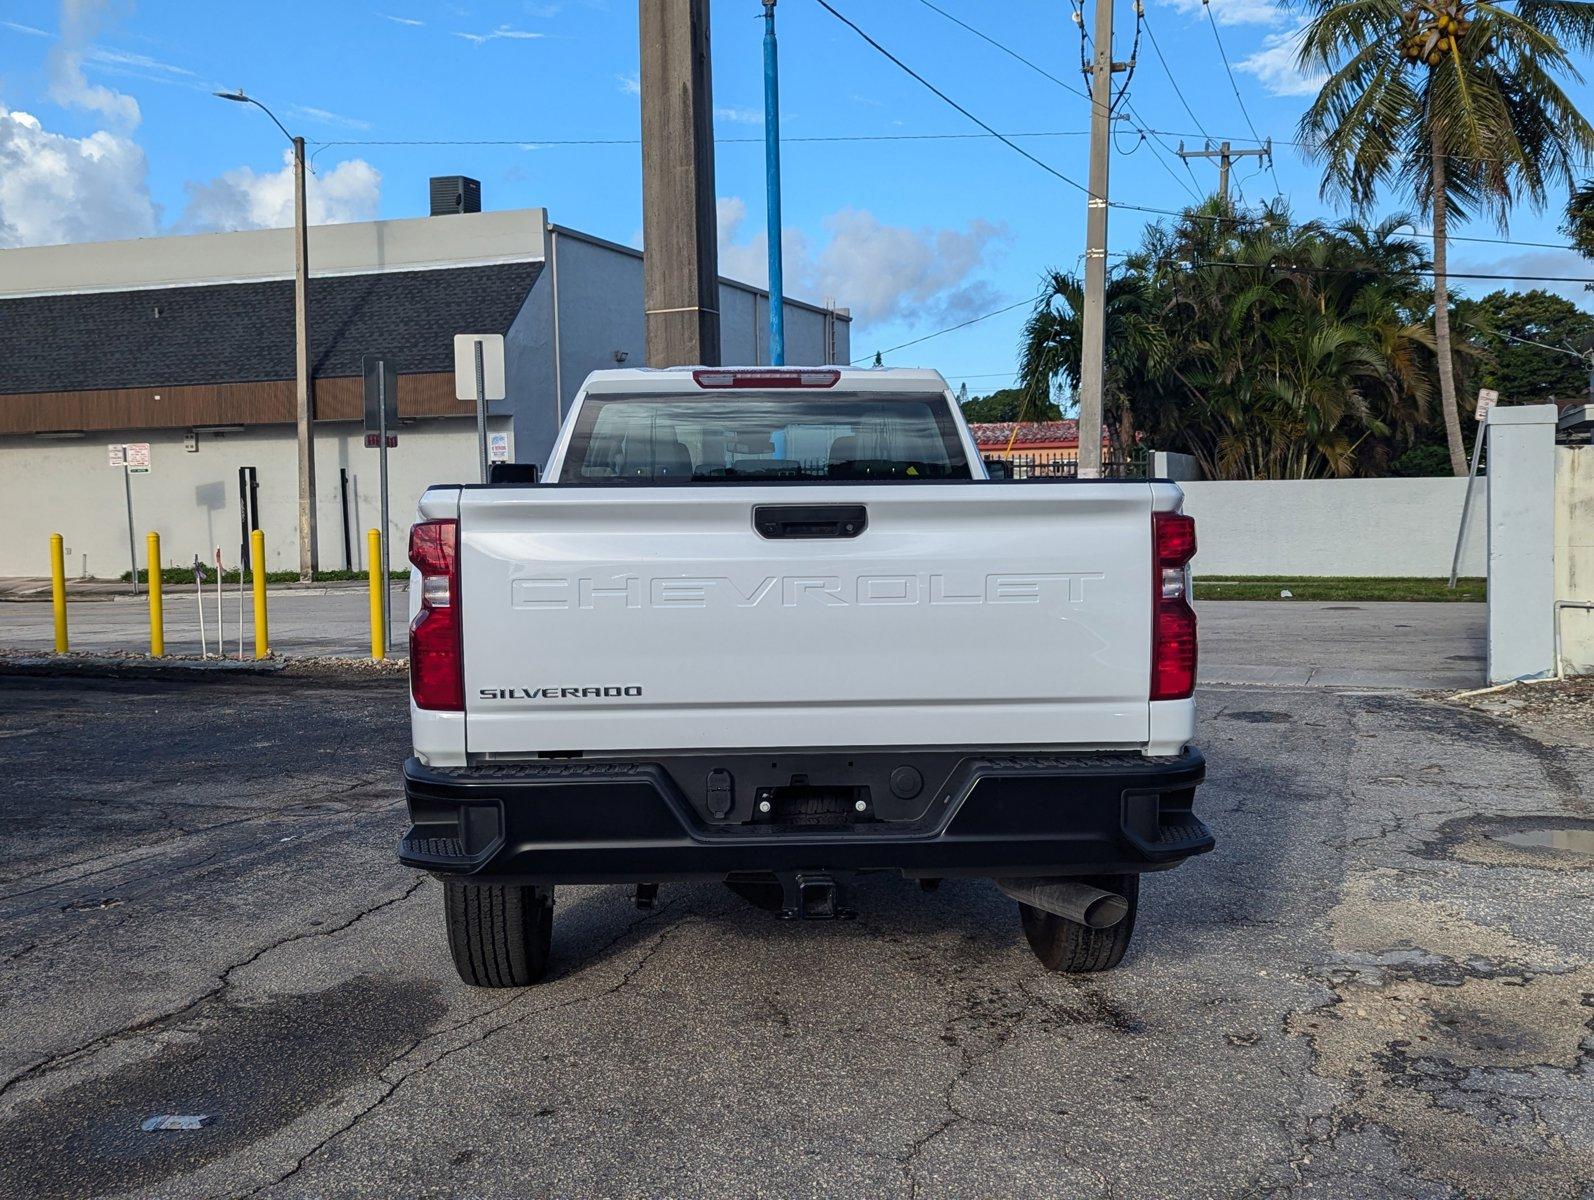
left=214, top=89, right=318, bottom=580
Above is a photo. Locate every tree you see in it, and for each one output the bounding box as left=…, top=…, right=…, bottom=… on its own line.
left=1567, top=179, right=1594, bottom=264
left=1017, top=269, right=1166, bottom=455
left=1295, top=0, right=1594, bottom=475
left=960, top=386, right=1062, bottom=424
left=1454, top=289, right=1594, bottom=401
left=1018, top=203, right=1464, bottom=479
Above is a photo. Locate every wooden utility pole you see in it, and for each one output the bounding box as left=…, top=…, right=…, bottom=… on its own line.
left=1175, top=139, right=1272, bottom=202
left=639, top=0, right=722, bottom=367
left=1076, top=0, right=1120, bottom=480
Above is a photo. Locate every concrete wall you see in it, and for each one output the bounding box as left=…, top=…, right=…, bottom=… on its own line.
left=1179, top=477, right=1486, bottom=577
left=1151, top=451, right=1201, bottom=482
left=1554, top=444, right=1594, bottom=674
left=0, top=419, right=508, bottom=578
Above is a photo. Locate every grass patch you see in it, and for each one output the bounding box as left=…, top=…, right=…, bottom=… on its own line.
left=122, top=567, right=407, bottom=586
left=1195, top=576, right=1485, bottom=602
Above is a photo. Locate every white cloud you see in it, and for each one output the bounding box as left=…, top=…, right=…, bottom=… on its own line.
left=85, top=46, right=195, bottom=78
left=453, top=26, right=548, bottom=44
left=715, top=106, right=762, bottom=126
left=1455, top=249, right=1594, bottom=309
left=717, top=197, right=1007, bottom=327
left=616, top=72, right=640, bottom=95
left=379, top=13, right=425, bottom=25
left=1162, top=0, right=1286, bottom=26
left=1237, top=26, right=1326, bottom=97
left=48, top=0, right=141, bottom=128
left=287, top=104, right=374, bottom=132
left=2, top=19, right=52, bottom=37
left=0, top=103, right=157, bottom=247
left=176, top=150, right=381, bottom=233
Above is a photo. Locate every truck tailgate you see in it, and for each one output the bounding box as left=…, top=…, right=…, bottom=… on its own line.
left=458, top=484, right=1155, bottom=754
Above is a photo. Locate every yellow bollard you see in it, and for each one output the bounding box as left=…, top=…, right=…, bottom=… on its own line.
left=250, top=529, right=269, bottom=659
left=147, top=532, right=164, bottom=657
left=49, top=533, right=68, bottom=653
left=367, top=528, right=385, bottom=661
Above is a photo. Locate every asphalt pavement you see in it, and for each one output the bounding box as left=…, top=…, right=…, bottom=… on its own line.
left=0, top=662, right=1588, bottom=1198
left=3, top=594, right=1489, bottom=691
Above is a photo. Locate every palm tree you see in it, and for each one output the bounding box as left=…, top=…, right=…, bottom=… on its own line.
left=1295, top=0, right=1594, bottom=475
left=1018, top=269, right=1168, bottom=459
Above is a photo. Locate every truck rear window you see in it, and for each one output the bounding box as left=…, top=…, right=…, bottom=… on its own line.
left=563, top=393, right=972, bottom=483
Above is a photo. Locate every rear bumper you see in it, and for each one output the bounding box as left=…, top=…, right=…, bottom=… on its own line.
left=399, top=749, right=1211, bottom=884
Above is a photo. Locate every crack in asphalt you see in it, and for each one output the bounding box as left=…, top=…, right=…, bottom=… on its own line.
left=236, top=893, right=711, bottom=1199
left=0, top=877, right=427, bottom=1103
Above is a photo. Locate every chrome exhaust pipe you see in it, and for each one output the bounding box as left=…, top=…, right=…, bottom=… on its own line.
left=996, top=878, right=1129, bottom=929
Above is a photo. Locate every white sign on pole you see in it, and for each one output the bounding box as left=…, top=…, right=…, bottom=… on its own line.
left=108, top=444, right=126, bottom=467
left=454, top=334, right=506, bottom=400
left=1475, top=388, right=1499, bottom=423
left=124, top=442, right=152, bottom=474
left=488, top=432, right=510, bottom=463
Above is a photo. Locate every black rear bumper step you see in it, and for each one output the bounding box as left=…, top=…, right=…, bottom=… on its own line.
left=399, top=748, right=1210, bottom=884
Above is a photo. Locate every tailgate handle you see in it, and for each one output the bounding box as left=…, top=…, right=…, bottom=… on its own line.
left=753, top=504, right=867, bottom=539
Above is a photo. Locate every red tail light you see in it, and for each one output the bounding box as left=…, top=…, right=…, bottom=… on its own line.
left=409, top=519, right=462, bottom=711
left=1151, top=512, right=1197, bottom=701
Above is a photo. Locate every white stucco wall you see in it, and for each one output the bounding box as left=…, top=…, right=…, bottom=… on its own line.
left=0, top=419, right=508, bottom=578
left=1553, top=444, right=1594, bottom=674
left=1179, top=477, right=1487, bottom=577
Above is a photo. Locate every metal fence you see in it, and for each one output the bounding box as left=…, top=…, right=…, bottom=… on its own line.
left=984, top=449, right=1150, bottom=479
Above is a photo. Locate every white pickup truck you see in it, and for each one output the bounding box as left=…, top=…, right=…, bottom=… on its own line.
left=400, top=366, right=1210, bottom=986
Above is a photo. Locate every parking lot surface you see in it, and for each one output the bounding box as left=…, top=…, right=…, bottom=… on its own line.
left=0, top=668, right=1587, bottom=1199
left=4, top=596, right=1488, bottom=691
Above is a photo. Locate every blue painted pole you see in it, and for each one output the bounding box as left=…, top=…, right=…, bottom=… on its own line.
left=762, top=0, right=785, bottom=366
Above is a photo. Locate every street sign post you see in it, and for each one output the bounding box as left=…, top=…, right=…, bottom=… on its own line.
left=108, top=443, right=150, bottom=594
left=454, top=333, right=506, bottom=483
left=1474, top=388, right=1499, bottom=423
left=363, top=356, right=399, bottom=652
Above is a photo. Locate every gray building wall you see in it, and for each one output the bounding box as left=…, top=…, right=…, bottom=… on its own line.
left=528, top=226, right=852, bottom=472
left=0, top=210, right=853, bottom=576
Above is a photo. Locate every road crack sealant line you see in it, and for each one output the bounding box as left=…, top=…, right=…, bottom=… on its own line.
left=235, top=894, right=721, bottom=1198
left=0, top=878, right=428, bottom=1105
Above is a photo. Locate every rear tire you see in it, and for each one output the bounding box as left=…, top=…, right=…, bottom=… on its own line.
left=1017, top=873, right=1139, bottom=973
left=443, top=880, right=554, bottom=987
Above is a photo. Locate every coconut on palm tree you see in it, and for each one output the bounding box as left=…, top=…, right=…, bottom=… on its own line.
left=1295, top=0, right=1594, bottom=474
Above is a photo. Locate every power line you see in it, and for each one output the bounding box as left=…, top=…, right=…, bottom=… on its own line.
left=851, top=294, right=1045, bottom=365
left=1200, top=0, right=1283, bottom=196
left=1190, top=260, right=1594, bottom=284
left=1142, top=7, right=1210, bottom=142
left=309, top=129, right=1095, bottom=149
left=812, top=0, right=1094, bottom=196
left=910, top=0, right=1095, bottom=108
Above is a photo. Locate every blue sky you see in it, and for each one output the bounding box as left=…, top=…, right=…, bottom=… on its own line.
left=2, top=0, right=1590, bottom=396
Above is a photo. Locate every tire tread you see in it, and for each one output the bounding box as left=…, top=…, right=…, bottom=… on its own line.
left=444, top=880, right=553, bottom=987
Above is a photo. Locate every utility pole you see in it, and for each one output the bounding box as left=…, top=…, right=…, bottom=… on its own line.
left=1076, top=0, right=1124, bottom=480
left=1175, top=139, right=1271, bottom=203
left=291, top=134, right=317, bottom=579
left=639, top=0, right=722, bottom=368
left=762, top=0, right=786, bottom=365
